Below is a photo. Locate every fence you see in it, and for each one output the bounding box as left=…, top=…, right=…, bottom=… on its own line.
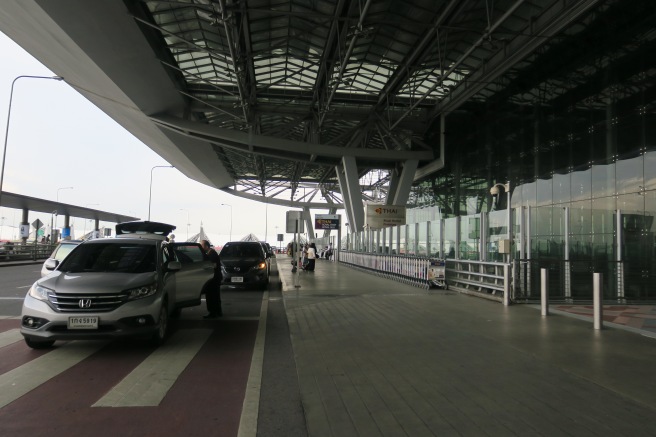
left=339, top=251, right=438, bottom=289
left=0, top=243, right=53, bottom=262
left=446, top=259, right=510, bottom=305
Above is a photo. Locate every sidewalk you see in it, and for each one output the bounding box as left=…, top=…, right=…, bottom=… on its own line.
left=278, top=258, right=656, bottom=436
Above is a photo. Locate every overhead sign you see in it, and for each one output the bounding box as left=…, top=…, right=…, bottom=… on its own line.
left=364, top=203, right=406, bottom=229
left=315, top=214, right=340, bottom=230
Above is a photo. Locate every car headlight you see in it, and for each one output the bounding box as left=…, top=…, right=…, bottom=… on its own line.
left=29, top=283, right=53, bottom=301
left=126, top=283, right=158, bottom=300
left=252, top=262, right=267, bottom=271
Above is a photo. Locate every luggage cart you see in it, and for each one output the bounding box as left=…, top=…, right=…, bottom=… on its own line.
left=428, top=259, right=447, bottom=289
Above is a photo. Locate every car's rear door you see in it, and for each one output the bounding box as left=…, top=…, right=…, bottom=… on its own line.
left=171, top=242, right=213, bottom=305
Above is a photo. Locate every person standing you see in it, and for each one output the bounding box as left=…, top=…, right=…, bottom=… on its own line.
left=306, top=242, right=317, bottom=271
left=201, top=239, right=223, bottom=318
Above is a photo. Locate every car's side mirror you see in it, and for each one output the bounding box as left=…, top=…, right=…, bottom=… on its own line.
left=167, top=260, right=182, bottom=271
left=45, top=259, right=59, bottom=271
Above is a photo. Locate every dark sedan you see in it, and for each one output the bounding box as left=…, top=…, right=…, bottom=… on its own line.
left=220, top=241, right=269, bottom=289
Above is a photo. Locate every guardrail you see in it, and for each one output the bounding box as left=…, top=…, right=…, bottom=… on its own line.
left=446, top=259, right=510, bottom=305
left=339, top=251, right=440, bottom=289
left=0, top=243, right=53, bottom=262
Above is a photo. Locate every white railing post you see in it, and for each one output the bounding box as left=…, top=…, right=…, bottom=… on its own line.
left=593, top=273, right=603, bottom=330
left=503, top=264, right=510, bottom=306
left=541, top=268, right=549, bottom=316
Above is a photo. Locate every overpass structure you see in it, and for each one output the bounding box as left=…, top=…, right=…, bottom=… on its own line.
left=0, top=0, right=605, bottom=232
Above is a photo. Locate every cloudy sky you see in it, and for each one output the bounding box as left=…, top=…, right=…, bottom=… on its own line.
left=0, top=31, right=340, bottom=247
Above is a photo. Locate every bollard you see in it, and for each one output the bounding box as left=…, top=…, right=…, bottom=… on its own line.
left=541, top=268, right=549, bottom=316
left=593, top=272, right=603, bottom=330
left=503, top=264, right=510, bottom=306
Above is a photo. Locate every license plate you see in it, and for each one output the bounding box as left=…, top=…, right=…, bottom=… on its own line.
left=68, top=316, right=99, bottom=329
left=231, top=277, right=244, bottom=283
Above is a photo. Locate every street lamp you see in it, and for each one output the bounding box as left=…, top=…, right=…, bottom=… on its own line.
left=220, top=203, right=233, bottom=242
left=148, top=165, right=174, bottom=220
left=0, top=75, right=64, bottom=209
left=180, top=208, right=190, bottom=241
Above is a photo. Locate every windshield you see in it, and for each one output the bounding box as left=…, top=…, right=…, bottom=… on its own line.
left=54, top=243, right=78, bottom=261
left=59, top=243, right=157, bottom=273
left=220, top=244, right=263, bottom=258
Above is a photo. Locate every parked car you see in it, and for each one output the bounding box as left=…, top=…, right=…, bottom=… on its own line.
left=21, top=221, right=214, bottom=349
left=220, top=241, right=269, bottom=289
left=40, top=240, right=82, bottom=277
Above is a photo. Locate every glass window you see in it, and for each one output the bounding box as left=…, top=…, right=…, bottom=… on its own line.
left=417, top=222, right=428, bottom=257
left=536, top=178, right=553, bottom=206
left=59, top=243, right=157, bottom=274
left=553, top=173, right=571, bottom=204
left=429, top=220, right=441, bottom=257
left=591, top=162, right=615, bottom=198
left=444, top=218, right=457, bottom=258
left=407, top=224, right=417, bottom=256
left=459, top=216, right=480, bottom=260
left=616, top=155, right=643, bottom=195
left=645, top=151, right=656, bottom=191
left=571, top=167, right=591, bottom=201
left=390, top=226, right=397, bottom=255
left=570, top=200, right=592, bottom=235
left=591, top=197, right=616, bottom=235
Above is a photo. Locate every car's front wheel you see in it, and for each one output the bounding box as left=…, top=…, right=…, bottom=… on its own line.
left=25, top=337, right=55, bottom=349
left=151, top=300, right=169, bottom=346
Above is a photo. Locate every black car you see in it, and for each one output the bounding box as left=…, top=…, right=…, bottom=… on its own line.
left=220, top=241, right=269, bottom=289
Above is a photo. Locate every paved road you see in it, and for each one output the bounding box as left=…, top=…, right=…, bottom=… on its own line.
left=0, top=261, right=306, bottom=437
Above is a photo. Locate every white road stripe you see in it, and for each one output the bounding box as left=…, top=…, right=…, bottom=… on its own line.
left=238, top=291, right=268, bottom=437
left=0, top=329, right=23, bottom=348
left=93, top=328, right=212, bottom=407
left=0, top=297, right=25, bottom=300
left=0, top=341, right=106, bottom=409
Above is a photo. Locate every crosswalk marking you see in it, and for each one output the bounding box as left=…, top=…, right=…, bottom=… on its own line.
left=0, top=341, right=107, bottom=409
left=0, top=329, right=22, bottom=348
left=93, top=328, right=212, bottom=407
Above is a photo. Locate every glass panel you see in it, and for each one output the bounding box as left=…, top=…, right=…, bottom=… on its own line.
left=407, top=224, right=416, bottom=256
left=487, top=210, right=507, bottom=262
left=645, top=151, right=656, bottom=190
left=429, top=220, right=441, bottom=258
left=536, top=178, right=553, bottom=206
left=591, top=162, right=615, bottom=198
left=534, top=206, right=552, bottom=236
left=417, top=222, right=428, bottom=257
left=616, top=155, right=643, bottom=195
left=399, top=225, right=407, bottom=255
left=553, top=173, right=571, bottom=204
left=570, top=200, right=592, bottom=235
left=571, top=167, right=591, bottom=201
left=390, top=226, right=398, bottom=255
left=591, top=197, right=615, bottom=235
left=459, top=215, right=480, bottom=260
left=444, top=218, right=457, bottom=259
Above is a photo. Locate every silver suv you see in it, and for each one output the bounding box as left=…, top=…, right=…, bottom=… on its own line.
left=21, top=221, right=213, bottom=348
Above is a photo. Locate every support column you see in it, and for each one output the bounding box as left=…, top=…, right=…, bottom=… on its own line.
left=335, top=164, right=354, bottom=230
left=339, top=156, right=364, bottom=232
left=302, top=207, right=315, bottom=240
left=63, top=214, right=71, bottom=240
left=21, top=208, right=29, bottom=244
left=390, top=160, right=418, bottom=206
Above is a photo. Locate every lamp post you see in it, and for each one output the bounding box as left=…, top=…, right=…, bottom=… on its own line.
left=147, top=165, right=174, bottom=221
left=220, top=203, right=232, bottom=242
left=0, top=75, right=64, bottom=209
left=180, top=208, right=190, bottom=241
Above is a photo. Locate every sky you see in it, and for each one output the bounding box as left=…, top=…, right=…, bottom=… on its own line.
left=0, top=31, right=343, bottom=248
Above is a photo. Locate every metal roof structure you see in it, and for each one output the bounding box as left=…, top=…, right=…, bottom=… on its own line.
left=0, top=0, right=627, bottom=210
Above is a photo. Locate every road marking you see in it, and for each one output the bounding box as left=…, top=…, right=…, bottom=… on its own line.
left=0, top=329, right=23, bottom=348
left=17, top=285, right=30, bottom=289
left=0, top=297, right=25, bottom=300
left=0, top=341, right=106, bottom=409
left=93, top=328, right=212, bottom=407
left=238, top=290, right=268, bottom=437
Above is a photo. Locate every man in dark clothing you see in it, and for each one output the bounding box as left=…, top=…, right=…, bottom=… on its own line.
left=201, top=239, right=223, bottom=318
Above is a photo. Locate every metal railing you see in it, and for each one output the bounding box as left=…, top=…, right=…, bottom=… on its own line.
left=445, top=259, right=510, bottom=305
left=339, top=251, right=435, bottom=289
left=0, top=243, right=53, bottom=262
